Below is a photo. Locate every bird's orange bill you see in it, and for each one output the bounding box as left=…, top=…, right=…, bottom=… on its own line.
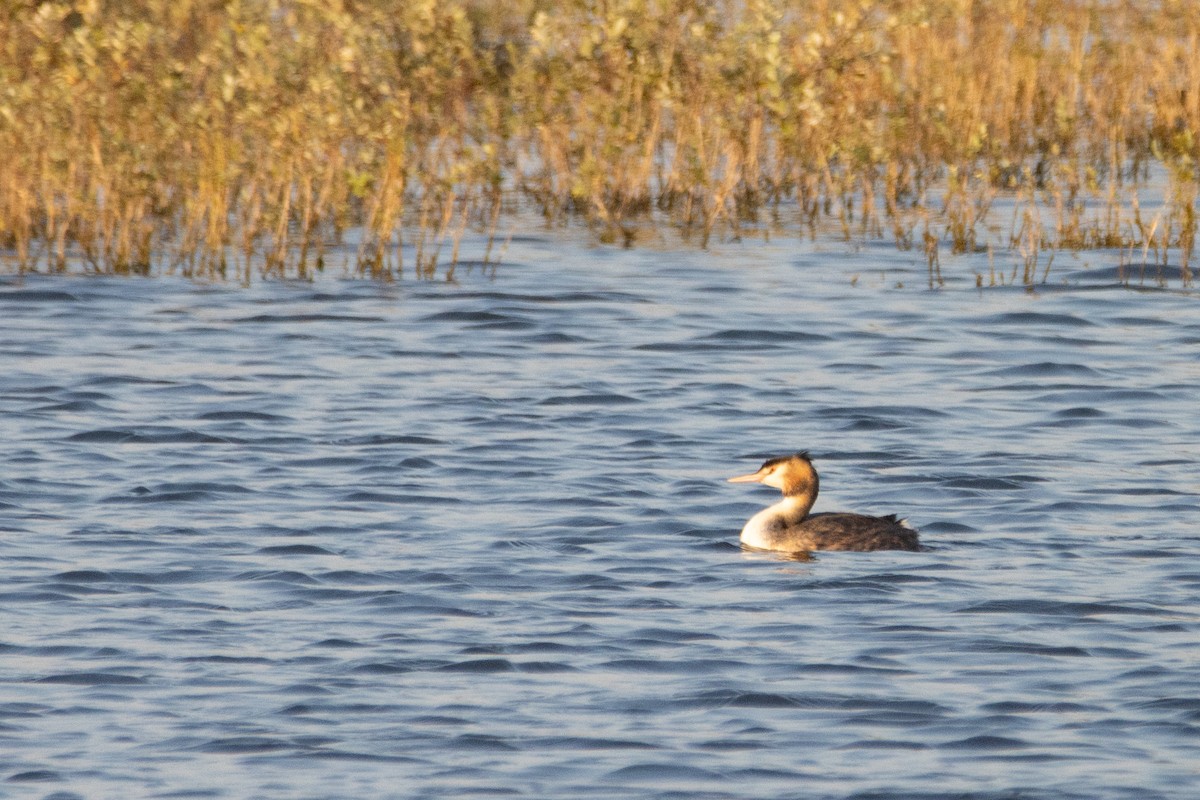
left=727, top=471, right=766, bottom=483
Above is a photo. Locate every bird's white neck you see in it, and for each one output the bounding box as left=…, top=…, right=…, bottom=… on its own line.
left=739, top=495, right=815, bottom=549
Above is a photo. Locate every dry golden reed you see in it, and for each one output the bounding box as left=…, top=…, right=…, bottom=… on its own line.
left=1, top=0, right=1198, bottom=282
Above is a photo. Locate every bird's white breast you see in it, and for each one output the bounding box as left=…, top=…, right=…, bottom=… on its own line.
left=739, top=504, right=785, bottom=550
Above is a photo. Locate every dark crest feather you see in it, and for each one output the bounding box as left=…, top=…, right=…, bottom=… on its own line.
left=761, top=451, right=811, bottom=469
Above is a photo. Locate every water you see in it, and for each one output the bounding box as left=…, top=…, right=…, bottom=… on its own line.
left=2, top=236, right=1199, bottom=799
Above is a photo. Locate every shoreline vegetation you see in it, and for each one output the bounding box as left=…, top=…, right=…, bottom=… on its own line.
left=1, top=0, right=1198, bottom=283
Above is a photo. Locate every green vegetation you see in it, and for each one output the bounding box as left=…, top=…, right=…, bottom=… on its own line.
left=2, top=0, right=1198, bottom=282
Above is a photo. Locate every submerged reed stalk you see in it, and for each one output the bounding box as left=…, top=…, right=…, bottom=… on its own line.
left=1, top=0, right=1198, bottom=283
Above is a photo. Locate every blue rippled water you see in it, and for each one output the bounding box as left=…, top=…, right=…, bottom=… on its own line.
left=2, top=238, right=1199, bottom=799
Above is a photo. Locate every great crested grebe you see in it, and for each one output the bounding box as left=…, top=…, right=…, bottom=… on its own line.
left=728, top=452, right=920, bottom=552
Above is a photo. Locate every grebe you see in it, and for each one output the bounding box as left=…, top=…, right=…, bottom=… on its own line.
left=728, top=452, right=920, bottom=552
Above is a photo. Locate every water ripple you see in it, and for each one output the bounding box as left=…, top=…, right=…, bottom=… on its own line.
left=2, top=244, right=1199, bottom=798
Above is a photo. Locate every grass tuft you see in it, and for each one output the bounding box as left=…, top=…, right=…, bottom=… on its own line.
left=1, top=0, right=1198, bottom=283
